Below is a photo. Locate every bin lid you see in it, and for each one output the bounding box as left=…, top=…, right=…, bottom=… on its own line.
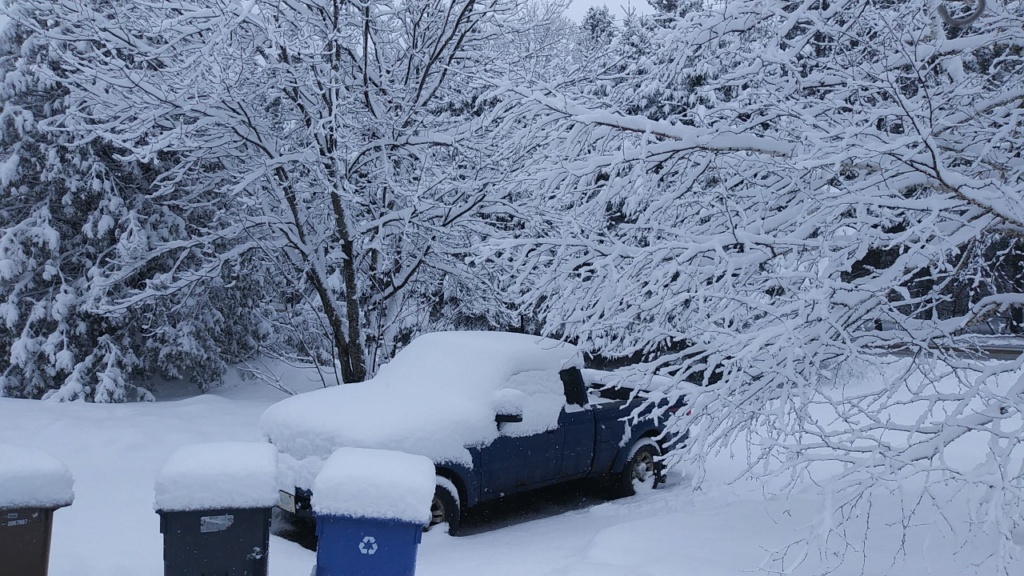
left=0, top=444, right=75, bottom=509
left=155, top=442, right=278, bottom=511
left=313, top=447, right=434, bottom=525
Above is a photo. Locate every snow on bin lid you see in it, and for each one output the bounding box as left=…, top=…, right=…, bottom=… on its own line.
left=312, top=447, right=435, bottom=525
left=0, top=444, right=75, bottom=509
left=261, top=331, right=582, bottom=467
left=154, top=442, right=278, bottom=512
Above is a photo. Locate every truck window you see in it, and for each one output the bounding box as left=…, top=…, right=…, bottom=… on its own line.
left=559, top=368, right=588, bottom=407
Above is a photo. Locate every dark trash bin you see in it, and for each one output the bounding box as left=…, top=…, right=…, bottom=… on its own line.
left=0, top=445, right=75, bottom=576
left=154, top=442, right=279, bottom=576
left=158, top=507, right=272, bottom=576
left=311, top=447, right=435, bottom=576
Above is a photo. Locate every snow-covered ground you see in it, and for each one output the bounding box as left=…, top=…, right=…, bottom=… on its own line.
left=0, top=360, right=1016, bottom=575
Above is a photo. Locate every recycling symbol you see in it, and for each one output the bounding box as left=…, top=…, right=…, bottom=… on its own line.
left=359, top=536, right=378, bottom=555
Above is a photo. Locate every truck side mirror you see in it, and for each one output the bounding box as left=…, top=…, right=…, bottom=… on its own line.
left=495, top=413, right=524, bottom=424
left=492, top=388, right=525, bottom=427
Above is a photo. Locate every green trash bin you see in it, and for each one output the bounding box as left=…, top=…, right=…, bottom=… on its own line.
left=0, top=445, right=75, bottom=576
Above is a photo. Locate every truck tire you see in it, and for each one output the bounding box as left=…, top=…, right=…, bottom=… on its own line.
left=610, top=439, right=665, bottom=499
left=429, top=476, right=461, bottom=534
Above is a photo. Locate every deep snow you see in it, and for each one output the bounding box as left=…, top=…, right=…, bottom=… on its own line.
left=0, top=358, right=1018, bottom=575
left=312, top=447, right=435, bottom=524
left=0, top=443, right=74, bottom=509
left=154, top=442, right=278, bottom=512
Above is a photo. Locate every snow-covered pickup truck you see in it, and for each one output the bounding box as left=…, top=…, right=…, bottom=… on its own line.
left=260, top=331, right=687, bottom=533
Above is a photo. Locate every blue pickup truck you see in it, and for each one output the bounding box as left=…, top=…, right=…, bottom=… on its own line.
left=261, top=332, right=686, bottom=533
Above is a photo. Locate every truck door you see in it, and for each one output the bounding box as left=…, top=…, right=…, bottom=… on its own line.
left=478, top=433, right=529, bottom=496
left=479, top=425, right=564, bottom=496
left=516, top=426, right=564, bottom=486
left=558, top=406, right=595, bottom=478
left=557, top=367, right=596, bottom=478
left=478, top=369, right=568, bottom=496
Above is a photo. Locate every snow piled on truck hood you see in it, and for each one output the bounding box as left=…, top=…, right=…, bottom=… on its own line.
left=260, top=332, right=581, bottom=472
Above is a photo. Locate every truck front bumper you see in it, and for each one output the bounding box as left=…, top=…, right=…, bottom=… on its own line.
left=277, top=488, right=314, bottom=522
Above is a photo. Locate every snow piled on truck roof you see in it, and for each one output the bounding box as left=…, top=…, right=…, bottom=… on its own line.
left=260, top=331, right=582, bottom=468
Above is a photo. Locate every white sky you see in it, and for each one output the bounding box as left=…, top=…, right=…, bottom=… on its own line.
left=562, top=0, right=655, bottom=22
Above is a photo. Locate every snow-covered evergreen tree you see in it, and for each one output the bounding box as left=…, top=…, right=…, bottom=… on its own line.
left=1, top=2, right=271, bottom=400
left=0, top=7, right=140, bottom=400
left=581, top=5, right=617, bottom=48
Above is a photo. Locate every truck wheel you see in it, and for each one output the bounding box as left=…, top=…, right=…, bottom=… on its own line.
left=611, top=439, right=665, bottom=498
left=428, top=476, right=461, bottom=534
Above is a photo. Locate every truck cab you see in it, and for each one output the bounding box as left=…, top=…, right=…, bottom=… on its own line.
left=445, top=367, right=685, bottom=521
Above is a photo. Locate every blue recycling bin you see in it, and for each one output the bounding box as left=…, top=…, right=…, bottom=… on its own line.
left=315, top=515, right=423, bottom=576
